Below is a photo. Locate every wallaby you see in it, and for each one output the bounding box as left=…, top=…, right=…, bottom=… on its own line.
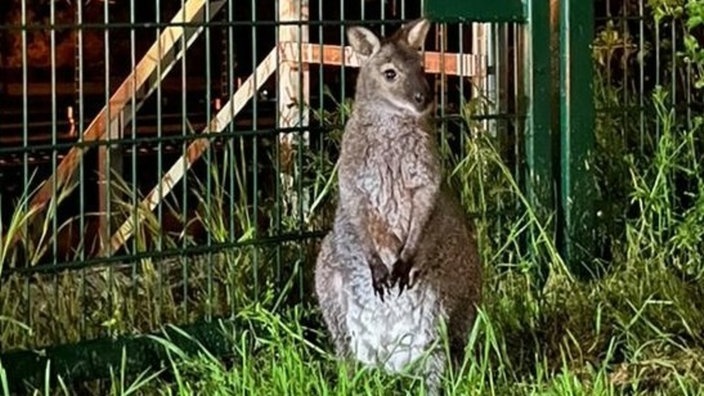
left=314, top=18, right=483, bottom=395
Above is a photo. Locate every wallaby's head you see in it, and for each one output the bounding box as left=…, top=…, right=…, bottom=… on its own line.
left=346, top=18, right=432, bottom=117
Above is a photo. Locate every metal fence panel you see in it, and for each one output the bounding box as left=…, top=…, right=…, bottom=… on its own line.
left=0, top=0, right=533, bottom=389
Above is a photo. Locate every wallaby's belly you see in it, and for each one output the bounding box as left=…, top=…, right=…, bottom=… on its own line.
left=344, top=276, right=441, bottom=373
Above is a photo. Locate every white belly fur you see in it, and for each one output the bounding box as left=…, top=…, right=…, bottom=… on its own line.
left=344, top=284, right=440, bottom=373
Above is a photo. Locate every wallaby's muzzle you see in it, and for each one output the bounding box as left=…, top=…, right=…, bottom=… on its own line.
left=413, top=91, right=432, bottom=112
left=411, top=76, right=433, bottom=112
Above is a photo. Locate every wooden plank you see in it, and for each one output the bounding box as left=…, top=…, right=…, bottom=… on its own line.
left=98, top=112, right=124, bottom=245
left=279, top=42, right=481, bottom=77
left=22, top=0, right=225, bottom=240
left=472, top=24, right=488, bottom=95
left=101, top=49, right=278, bottom=257
left=472, top=23, right=489, bottom=132
left=277, top=0, right=310, bottom=225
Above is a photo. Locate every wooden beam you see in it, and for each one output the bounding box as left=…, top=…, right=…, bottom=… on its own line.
left=279, top=42, right=481, bottom=77
left=101, top=48, right=278, bottom=257
left=98, top=112, right=124, bottom=245
left=22, top=0, right=225, bottom=242
left=472, top=23, right=490, bottom=132
left=277, top=0, right=310, bottom=226
left=472, top=24, right=488, bottom=95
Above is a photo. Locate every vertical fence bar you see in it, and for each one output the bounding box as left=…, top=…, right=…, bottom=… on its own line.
left=278, top=0, right=311, bottom=227
left=251, top=0, right=260, bottom=300
left=550, top=0, right=560, bottom=211
left=130, top=0, right=140, bottom=325
left=98, top=2, right=122, bottom=253
left=156, top=0, right=166, bottom=323
left=77, top=0, right=87, bottom=339
left=437, top=23, right=447, bottom=148
left=339, top=0, right=345, bottom=142
left=49, top=0, right=59, bottom=346
left=204, top=0, right=213, bottom=319
left=20, top=0, right=31, bottom=333
left=104, top=0, right=116, bottom=337
left=485, top=22, right=496, bottom=136
left=685, top=12, right=692, bottom=131
left=472, top=22, right=487, bottom=131
left=250, top=0, right=260, bottom=301
left=639, top=0, right=645, bottom=153
left=525, top=0, right=554, bottom=264
left=671, top=16, right=677, bottom=108
left=226, top=0, right=235, bottom=316
left=654, top=20, right=661, bottom=140
left=296, top=0, right=310, bottom=298
left=560, top=0, right=596, bottom=276
left=273, top=0, right=284, bottom=293
left=622, top=0, right=630, bottom=152
left=495, top=23, right=508, bottom=155
left=514, top=24, right=523, bottom=190
left=458, top=22, right=466, bottom=161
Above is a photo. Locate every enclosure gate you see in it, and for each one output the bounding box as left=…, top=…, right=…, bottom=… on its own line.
left=0, top=0, right=595, bottom=390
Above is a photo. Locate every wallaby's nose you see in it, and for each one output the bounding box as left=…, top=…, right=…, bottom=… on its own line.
left=414, top=92, right=425, bottom=105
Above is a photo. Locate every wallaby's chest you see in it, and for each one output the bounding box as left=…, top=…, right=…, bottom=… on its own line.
left=357, top=132, right=434, bottom=192
left=355, top=132, right=436, bottom=222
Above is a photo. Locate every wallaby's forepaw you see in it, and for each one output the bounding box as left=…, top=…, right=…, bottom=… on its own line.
left=390, top=258, right=417, bottom=296
left=370, top=254, right=391, bottom=302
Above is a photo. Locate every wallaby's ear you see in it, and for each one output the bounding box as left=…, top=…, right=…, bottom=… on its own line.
left=402, top=18, right=431, bottom=51
left=346, top=26, right=381, bottom=58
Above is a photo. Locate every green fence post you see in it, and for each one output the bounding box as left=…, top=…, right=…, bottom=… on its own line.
left=425, top=0, right=553, bottom=278
left=560, top=0, right=596, bottom=277
left=525, top=0, right=555, bottom=268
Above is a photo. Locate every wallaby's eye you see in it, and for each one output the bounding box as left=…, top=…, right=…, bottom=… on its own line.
left=383, top=69, right=397, bottom=81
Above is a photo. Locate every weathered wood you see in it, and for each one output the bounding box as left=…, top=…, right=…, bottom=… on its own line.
left=278, top=42, right=481, bottom=77
left=277, top=0, right=310, bottom=225
left=98, top=112, right=124, bottom=245
left=472, top=23, right=490, bottom=132
left=102, top=49, right=278, bottom=257
left=472, top=23, right=488, bottom=92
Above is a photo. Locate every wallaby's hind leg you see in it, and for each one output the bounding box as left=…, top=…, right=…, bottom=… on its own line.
left=314, top=233, right=351, bottom=359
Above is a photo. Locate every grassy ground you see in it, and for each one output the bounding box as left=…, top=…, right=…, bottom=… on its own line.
left=2, top=2, right=704, bottom=394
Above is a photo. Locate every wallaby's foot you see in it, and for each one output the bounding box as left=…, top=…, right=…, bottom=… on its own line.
left=390, top=258, right=415, bottom=296
left=370, top=254, right=391, bottom=301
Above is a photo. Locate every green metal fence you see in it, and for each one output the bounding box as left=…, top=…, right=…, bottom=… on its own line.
left=590, top=0, right=703, bottom=275
left=5, top=0, right=694, bottom=391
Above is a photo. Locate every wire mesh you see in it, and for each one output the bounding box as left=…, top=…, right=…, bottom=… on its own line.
left=590, top=0, right=702, bottom=253
left=594, top=0, right=701, bottom=148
